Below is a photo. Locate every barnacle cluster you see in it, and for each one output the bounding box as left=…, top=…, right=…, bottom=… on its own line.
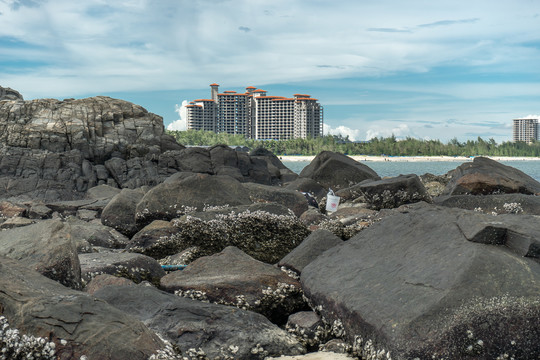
left=0, top=316, right=56, bottom=360
left=144, top=209, right=311, bottom=263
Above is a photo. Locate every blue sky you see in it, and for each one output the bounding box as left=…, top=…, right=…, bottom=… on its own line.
left=1, top=0, right=540, bottom=143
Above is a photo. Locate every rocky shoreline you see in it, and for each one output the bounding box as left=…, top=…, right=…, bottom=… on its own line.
left=1, top=86, right=540, bottom=360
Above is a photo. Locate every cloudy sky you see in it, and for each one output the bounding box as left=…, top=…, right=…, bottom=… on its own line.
left=1, top=0, right=539, bottom=143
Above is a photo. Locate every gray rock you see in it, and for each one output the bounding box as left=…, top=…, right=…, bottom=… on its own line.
left=299, top=151, right=379, bottom=190
left=278, top=229, right=343, bottom=274
left=0, top=200, right=27, bottom=218
left=286, top=312, right=331, bottom=350
left=27, top=203, right=53, bottom=219
left=336, top=174, right=432, bottom=210
left=93, top=282, right=306, bottom=359
left=160, top=246, right=306, bottom=324
left=85, top=184, right=121, bottom=200
left=0, top=216, right=34, bottom=229
left=0, top=256, right=165, bottom=360
left=285, top=177, right=327, bottom=201
left=67, top=218, right=130, bottom=250
left=0, top=220, right=81, bottom=289
left=443, top=156, right=540, bottom=195
left=434, top=193, right=540, bottom=215
left=101, top=187, right=146, bottom=236
left=79, top=252, right=165, bottom=287
left=301, top=203, right=540, bottom=359
left=85, top=273, right=137, bottom=294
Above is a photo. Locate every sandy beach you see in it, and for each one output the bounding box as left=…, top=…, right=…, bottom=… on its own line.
left=278, top=155, right=540, bottom=162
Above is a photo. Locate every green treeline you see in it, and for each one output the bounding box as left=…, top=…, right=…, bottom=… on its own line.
left=166, top=130, right=540, bottom=157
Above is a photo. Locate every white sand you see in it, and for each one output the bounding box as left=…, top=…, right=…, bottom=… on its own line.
left=278, top=155, right=540, bottom=162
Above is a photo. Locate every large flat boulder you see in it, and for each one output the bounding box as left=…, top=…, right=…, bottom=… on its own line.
left=443, top=157, right=540, bottom=195
left=0, top=256, right=165, bottom=360
left=0, top=219, right=81, bottom=289
left=135, top=173, right=252, bottom=225
left=93, top=282, right=306, bottom=359
left=301, top=203, right=540, bottom=359
left=101, top=187, right=147, bottom=236
left=299, top=151, right=379, bottom=191
left=243, top=182, right=309, bottom=217
left=161, top=246, right=306, bottom=324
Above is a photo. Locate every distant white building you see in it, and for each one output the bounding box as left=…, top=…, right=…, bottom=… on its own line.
left=513, top=117, right=538, bottom=143
left=186, top=84, right=323, bottom=140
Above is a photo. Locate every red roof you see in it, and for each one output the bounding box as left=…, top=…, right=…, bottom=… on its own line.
left=218, top=93, right=248, bottom=96
left=194, top=99, right=215, bottom=102
left=210, top=83, right=219, bottom=86
left=297, top=98, right=318, bottom=101
left=246, top=86, right=256, bottom=89
left=186, top=105, right=202, bottom=108
left=253, top=89, right=267, bottom=93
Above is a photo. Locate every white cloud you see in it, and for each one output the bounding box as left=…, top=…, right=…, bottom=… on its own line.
left=2, top=0, right=540, bottom=99
left=166, top=100, right=188, bottom=131
left=323, top=124, right=363, bottom=141
left=366, top=124, right=412, bottom=140
left=518, top=114, right=540, bottom=119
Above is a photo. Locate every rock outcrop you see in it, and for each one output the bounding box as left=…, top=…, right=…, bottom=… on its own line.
left=0, top=86, right=23, bottom=101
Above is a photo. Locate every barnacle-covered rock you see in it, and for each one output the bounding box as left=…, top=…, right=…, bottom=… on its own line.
left=434, top=193, right=540, bottom=215
left=161, top=246, right=307, bottom=324
left=285, top=311, right=333, bottom=350
left=101, top=187, right=147, bottom=237
left=336, top=174, right=432, bottom=210
left=128, top=203, right=310, bottom=263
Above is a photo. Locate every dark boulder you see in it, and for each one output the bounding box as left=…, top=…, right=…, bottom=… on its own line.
left=101, top=187, right=146, bottom=236
left=160, top=246, right=306, bottom=324
left=93, top=282, right=306, bottom=359
left=299, top=151, right=379, bottom=190
left=336, top=174, right=432, bottom=210
left=285, top=177, right=328, bottom=202
left=243, top=182, right=309, bottom=217
left=79, top=252, right=165, bottom=287
left=434, top=193, right=540, bottom=215
left=135, top=173, right=252, bottom=226
left=0, top=256, right=165, bottom=360
left=301, top=203, right=540, bottom=359
left=278, top=229, right=343, bottom=274
left=0, top=220, right=81, bottom=289
left=67, top=218, right=130, bottom=251
left=443, top=157, right=540, bottom=195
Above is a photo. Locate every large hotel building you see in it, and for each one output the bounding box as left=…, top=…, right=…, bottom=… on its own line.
left=513, top=117, right=538, bottom=143
left=185, top=84, right=323, bottom=140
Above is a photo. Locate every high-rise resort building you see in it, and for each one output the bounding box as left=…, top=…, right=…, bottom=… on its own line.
left=513, top=117, right=539, bottom=143
left=185, top=84, right=324, bottom=140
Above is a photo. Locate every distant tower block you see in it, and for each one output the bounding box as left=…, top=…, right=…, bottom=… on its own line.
left=513, top=117, right=538, bottom=143
left=210, top=83, right=219, bottom=102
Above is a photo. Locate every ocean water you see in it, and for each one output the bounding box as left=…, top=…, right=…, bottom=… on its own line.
left=282, top=159, right=540, bottom=182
